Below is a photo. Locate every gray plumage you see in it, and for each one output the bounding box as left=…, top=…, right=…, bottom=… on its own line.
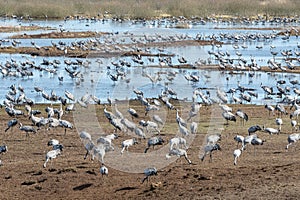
left=142, top=167, right=157, bottom=184
left=248, top=125, right=262, bottom=135
left=0, top=145, right=7, bottom=154
left=128, top=108, right=139, bottom=118
left=5, top=118, right=18, bottom=132
left=200, top=143, right=221, bottom=162
left=19, top=123, right=37, bottom=137
left=144, top=136, right=164, bottom=153
left=222, top=111, right=236, bottom=124
left=236, top=109, right=248, bottom=124
left=286, top=133, right=300, bottom=150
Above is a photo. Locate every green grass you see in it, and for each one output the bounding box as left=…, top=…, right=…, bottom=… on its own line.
left=0, top=0, right=298, bottom=19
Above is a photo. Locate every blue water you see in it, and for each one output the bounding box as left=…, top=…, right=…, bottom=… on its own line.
left=0, top=17, right=299, bottom=105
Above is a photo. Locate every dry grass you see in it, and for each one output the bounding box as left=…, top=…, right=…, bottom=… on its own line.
left=0, top=0, right=298, bottom=19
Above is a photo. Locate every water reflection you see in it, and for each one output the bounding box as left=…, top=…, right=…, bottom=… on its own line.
left=0, top=18, right=299, bottom=105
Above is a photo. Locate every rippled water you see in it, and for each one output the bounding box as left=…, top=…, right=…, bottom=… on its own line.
left=0, top=18, right=299, bottom=105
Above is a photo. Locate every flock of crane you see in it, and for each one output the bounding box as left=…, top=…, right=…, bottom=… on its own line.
left=0, top=15, right=300, bottom=183
left=2, top=79, right=300, bottom=181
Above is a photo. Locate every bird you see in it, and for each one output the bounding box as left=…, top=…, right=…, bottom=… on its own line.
left=243, top=134, right=260, bottom=151
left=248, top=125, right=262, bottom=135
left=275, top=118, right=283, bottom=131
left=250, top=137, right=265, bottom=155
left=178, top=121, right=190, bottom=137
left=43, top=149, right=62, bottom=168
left=65, top=90, right=75, bottom=101
left=5, top=118, right=18, bottom=132
left=275, top=104, right=287, bottom=117
left=142, top=167, right=157, bottom=184
left=79, top=131, right=92, bottom=141
left=100, top=164, right=108, bottom=176
left=265, top=104, right=275, bottom=116
left=190, top=122, right=198, bottom=134
left=291, top=120, right=297, bottom=131
left=175, top=109, right=187, bottom=127
left=104, top=105, right=116, bottom=121
left=114, top=104, right=124, bottom=119
left=58, top=76, right=64, bottom=82
left=152, top=114, right=164, bottom=126
left=144, top=136, right=164, bottom=153
left=128, top=108, right=139, bottom=119
left=261, top=84, right=273, bottom=98
left=59, top=120, right=73, bottom=135
left=263, top=125, right=280, bottom=135
left=222, top=111, right=236, bottom=125
left=200, top=143, right=221, bottom=162
left=57, top=104, right=64, bottom=120
left=219, top=104, right=232, bottom=112
left=47, top=139, right=60, bottom=147
left=0, top=145, right=8, bottom=154
left=206, top=134, right=221, bottom=145
left=233, top=148, right=243, bottom=165
left=19, top=123, right=37, bottom=137
left=290, top=109, right=300, bottom=120
left=234, top=135, right=245, bottom=148
left=286, top=133, right=300, bottom=150
left=166, top=148, right=192, bottom=164
left=235, top=109, right=248, bottom=125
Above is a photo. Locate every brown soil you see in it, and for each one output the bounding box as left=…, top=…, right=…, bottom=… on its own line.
left=2, top=28, right=300, bottom=72
left=0, top=101, right=299, bottom=200
left=214, top=26, right=300, bottom=36
left=0, top=39, right=218, bottom=58
left=0, top=25, right=54, bottom=33
left=9, top=31, right=106, bottom=39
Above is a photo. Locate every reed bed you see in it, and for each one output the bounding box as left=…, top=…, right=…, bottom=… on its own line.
left=0, top=0, right=298, bottom=19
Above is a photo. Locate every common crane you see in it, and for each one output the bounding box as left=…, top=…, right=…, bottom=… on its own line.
left=263, top=125, right=280, bottom=135
left=233, top=148, right=243, bottom=165
left=166, top=148, right=192, bottom=164
left=144, top=136, right=164, bottom=153
left=236, top=109, right=248, bottom=125
left=275, top=118, right=283, bottom=131
left=142, top=167, right=157, bottom=184
left=175, top=109, right=187, bottom=127
left=5, top=118, right=18, bottom=132
left=178, top=121, right=190, bottom=137
left=59, top=120, right=73, bottom=134
left=275, top=104, right=287, bottom=117
left=265, top=104, right=275, bottom=116
left=43, top=149, right=62, bottom=168
left=100, top=164, right=108, bottom=176
left=200, top=143, right=221, bottom=162
left=248, top=125, right=262, bottom=135
left=19, top=123, right=37, bottom=137
left=291, top=120, right=297, bottom=131
left=190, top=122, right=198, bottom=134
left=234, top=135, right=245, bottom=148
left=128, top=108, right=139, bottom=119
left=222, top=111, right=236, bottom=125
left=121, top=138, right=138, bottom=154
left=286, top=133, right=300, bottom=150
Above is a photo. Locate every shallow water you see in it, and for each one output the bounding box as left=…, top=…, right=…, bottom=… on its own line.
left=0, top=18, right=299, bottom=105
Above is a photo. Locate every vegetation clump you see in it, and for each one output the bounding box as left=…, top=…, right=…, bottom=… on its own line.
left=0, top=0, right=298, bottom=20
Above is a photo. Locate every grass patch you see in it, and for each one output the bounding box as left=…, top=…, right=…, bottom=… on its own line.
left=0, top=0, right=298, bottom=19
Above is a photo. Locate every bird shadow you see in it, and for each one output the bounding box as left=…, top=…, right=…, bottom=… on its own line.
left=73, top=183, right=93, bottom=191
left=115, top=186, right=138, bottom=192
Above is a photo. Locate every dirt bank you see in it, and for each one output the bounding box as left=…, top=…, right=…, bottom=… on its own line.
left=0, top=101, right=299, bottom=199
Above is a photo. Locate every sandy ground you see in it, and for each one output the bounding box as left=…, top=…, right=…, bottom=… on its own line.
left=0, top=101, right=299, bottom=200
